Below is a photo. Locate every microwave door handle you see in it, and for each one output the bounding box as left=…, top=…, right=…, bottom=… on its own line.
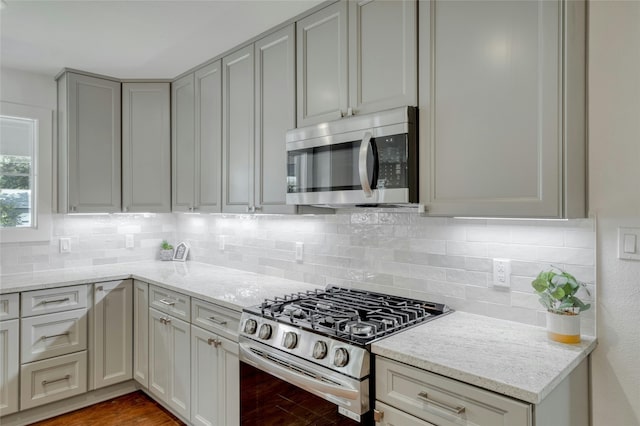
left=358, top=131, right=373, bottom=198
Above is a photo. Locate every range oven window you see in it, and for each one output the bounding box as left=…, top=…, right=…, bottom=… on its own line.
left=287, top=134, right=409, bottom=194
left=241, top=362, right=361, bottom=426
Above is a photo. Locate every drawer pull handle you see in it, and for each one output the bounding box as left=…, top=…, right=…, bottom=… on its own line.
left=208, top=316, right=228, bottom=326
left=41, top=298, right=70, bottom=305
left=159, top=299, right=176, bottom=306
left=207, top=338, right=222, bottom=347
left=160, top=317, right=171, bottom=325
left=417, top=391, right=466, bottom=415
left=42, top=332, right=70, bottom=340
left=42, top=374, right=71, bottom=386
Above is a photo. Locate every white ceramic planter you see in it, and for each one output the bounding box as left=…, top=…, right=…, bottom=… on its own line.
left=546, top=310, right=581, bottom=343
left=159, top=249, right=173, bottom=261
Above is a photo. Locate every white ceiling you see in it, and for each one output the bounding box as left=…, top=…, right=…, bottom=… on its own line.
left=0, top=0, right=324, bottom=79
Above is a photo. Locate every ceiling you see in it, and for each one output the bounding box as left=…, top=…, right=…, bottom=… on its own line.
left=0, top=0, right=324, bottom=79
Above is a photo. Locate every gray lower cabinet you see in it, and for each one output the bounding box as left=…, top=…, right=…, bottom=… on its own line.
left=296, top=0, right=417, bottom=127
left=148, top=307, right=190, bottom=420
left=122, top=83, right=171, bottom=213
left=375, top=356, right=589, bottom=426
left=0, top=295, right=19, bottom=416
left=57, top=71, right=121, bottom=213
left=92, top=280, right=132, bottom=389
left=418, top=0, right=586, bottom=218
left=172, top=61, right=224, bottom=213
left=133, top=280, right=149, bottom=387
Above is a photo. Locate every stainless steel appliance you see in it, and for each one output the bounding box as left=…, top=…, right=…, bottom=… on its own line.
left=239, top=286, right=451, bottom=425
left=286, top=107, right=418, bottom=207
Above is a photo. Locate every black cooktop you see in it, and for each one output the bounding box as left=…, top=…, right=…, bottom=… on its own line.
left=244, top=286, right=452, bottom=345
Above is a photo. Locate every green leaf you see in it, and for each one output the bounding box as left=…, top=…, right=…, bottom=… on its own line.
left=550, top=286, right=565, bottom=301
left=532, top=278, right=549, bottom=293
left=551, top=275, right=568, bottom=286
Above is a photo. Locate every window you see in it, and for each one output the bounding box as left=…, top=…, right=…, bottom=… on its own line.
left=0, top=102, right=52, bottom=242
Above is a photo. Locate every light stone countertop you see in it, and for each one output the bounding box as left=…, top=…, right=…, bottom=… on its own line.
left=0, top=260, right=324, bottom=312
left=371, top=311, right=597, bottom=404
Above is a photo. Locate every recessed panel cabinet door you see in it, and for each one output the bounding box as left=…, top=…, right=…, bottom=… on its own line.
left=348, top=0, right=417, bottom=115
left=254, top=24, right=296, bottom=214
left=172, top=74, right=196, bottom=212
left=0, top=319, right=18, bottom=416
left=93, top=280, right=133, bottom=389
left=297, top=1, right=348, bottom=126
left=222, top=45, right=254, bottom=213
left=418, top=0, right=584, bottom=218
left=60, top=72, right=121, bottom=213
left=195, top=60, right=223, bottom=213
left=133, top=280, right=149, bottom=388
left=122, top=83, right=171, bottom=213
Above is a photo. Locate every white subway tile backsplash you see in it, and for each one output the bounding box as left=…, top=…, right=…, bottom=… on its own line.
left=1, top=211, right=595, bottom=335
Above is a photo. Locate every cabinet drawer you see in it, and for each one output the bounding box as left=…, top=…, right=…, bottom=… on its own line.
left=375, top=401, right=435, bottom=426
left=149, top=285, right=190, bottom=321
left=191, top=298, right=240, bottom=342
left=0, top=293, right=19, bottom=320
left=20, top=351, right=87, bottom=410
left=21, top=309, right=88, bottom=363
left=21, top=285, right=88, bottom=317
left=376, top=357, right=532, bottom=426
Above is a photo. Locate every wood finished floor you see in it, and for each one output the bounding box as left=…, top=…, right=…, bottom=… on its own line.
left=29, top=391, right=186, bottom=426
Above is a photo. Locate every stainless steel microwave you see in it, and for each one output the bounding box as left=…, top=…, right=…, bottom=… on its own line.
left=286, top=106, right=418, bottom=207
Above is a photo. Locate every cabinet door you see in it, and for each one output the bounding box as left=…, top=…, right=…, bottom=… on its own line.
left=172, top=74, right=196, bottom=212
left=191, top=326, right=239, bottom=426
left=348, top=0, right=417, bottom=115
left=0, top=319, right=18, bottom=416
left=122, top=82, right=171, bottom=213
left=149, top=307, right=190, bottom=420
left=93, top=280, right=132, bottom=389
left=63, top=73, right=121, bottom=213
left=222, top=45, right=254, bottom=213
left=195, top=60, right=223, bottom=213
left=133, top=280, right=149, bottom=387
left=254, top=25, right=296, bottom=214
left=296, top=1, right=348, bottom=127
left=419, top=0, right=562, bottom=217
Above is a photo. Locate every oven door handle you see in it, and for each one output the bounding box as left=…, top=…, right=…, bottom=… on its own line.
left=239, top=342, right=360, bottom=404
left=358, top=131, right=374, bottom=198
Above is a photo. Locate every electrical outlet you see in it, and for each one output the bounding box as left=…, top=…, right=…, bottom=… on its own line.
left=59, top=237, right=71, bottom=253
left=492, top=258, right=511, bottom=288
left=219, top=235, right=226, bottom=251
left=125, top=234, right=134, bottom=248
left=295, top=242, right=304, bottom=263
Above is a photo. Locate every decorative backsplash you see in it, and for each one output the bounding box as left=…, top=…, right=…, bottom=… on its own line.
left=176, top=211, right=596, bottom=335
left=0, top=210, right=595, bottom=335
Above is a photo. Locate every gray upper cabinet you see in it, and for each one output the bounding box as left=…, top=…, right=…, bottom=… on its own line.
left=297, top=1, right=348, bottom=127
left=172, top=74, right=196, bottom=212
left=254, top=25, right=297, bottom=214
left=122, top=82, right=171, bottom=213
left=297, top=0, right=417, bottom=127
left=348, top=0, right=417, bottom=115
left=172, top=62, right=223, bottom=213
left=195, top=61, right=223, bottom=213
left=222, top=45, right=255, bottom=213
left=419, top=0, right=586, bottom=218
left=57, top=72, right=121, bottom=213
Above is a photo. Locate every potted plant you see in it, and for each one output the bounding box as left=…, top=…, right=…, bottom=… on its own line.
left=160, top=240, right=174, bottom=261
left=532, top=267, right=591, bottom=343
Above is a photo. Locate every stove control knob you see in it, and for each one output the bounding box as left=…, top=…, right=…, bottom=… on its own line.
left=243, top=319, right=257, bottom=335
left=283, top=331, right=298, bottom=349
left=334, top=348, right=349, bottom=368
left=258, top=324, right=272, bottom=340
left=312, top=341, right=328, bottom=359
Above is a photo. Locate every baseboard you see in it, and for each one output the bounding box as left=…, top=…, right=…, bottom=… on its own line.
left=0, top=380, right=139, bottom=426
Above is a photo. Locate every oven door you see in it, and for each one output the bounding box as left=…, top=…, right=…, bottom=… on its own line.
left=239, top=339, right=371, bottom=425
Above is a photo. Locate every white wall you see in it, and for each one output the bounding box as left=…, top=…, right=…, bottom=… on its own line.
left=589, top=1, right=640, bottom=425
left=0, top=67, right=56, bottom=109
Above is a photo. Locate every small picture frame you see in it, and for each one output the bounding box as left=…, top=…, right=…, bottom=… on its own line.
left=172, top=242, right=189, bottom=262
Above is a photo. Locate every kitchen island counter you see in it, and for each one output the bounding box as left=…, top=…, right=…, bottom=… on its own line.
left=0, top=260, right=323, bottom=312
left=372, top=311, right=597, bottom=404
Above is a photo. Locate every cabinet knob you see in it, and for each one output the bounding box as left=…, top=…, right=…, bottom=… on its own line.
left=208, top=338, right=222, bottom=347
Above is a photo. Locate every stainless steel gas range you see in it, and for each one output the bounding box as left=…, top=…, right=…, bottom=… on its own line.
left=238, top=286, right=452, bottom=425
